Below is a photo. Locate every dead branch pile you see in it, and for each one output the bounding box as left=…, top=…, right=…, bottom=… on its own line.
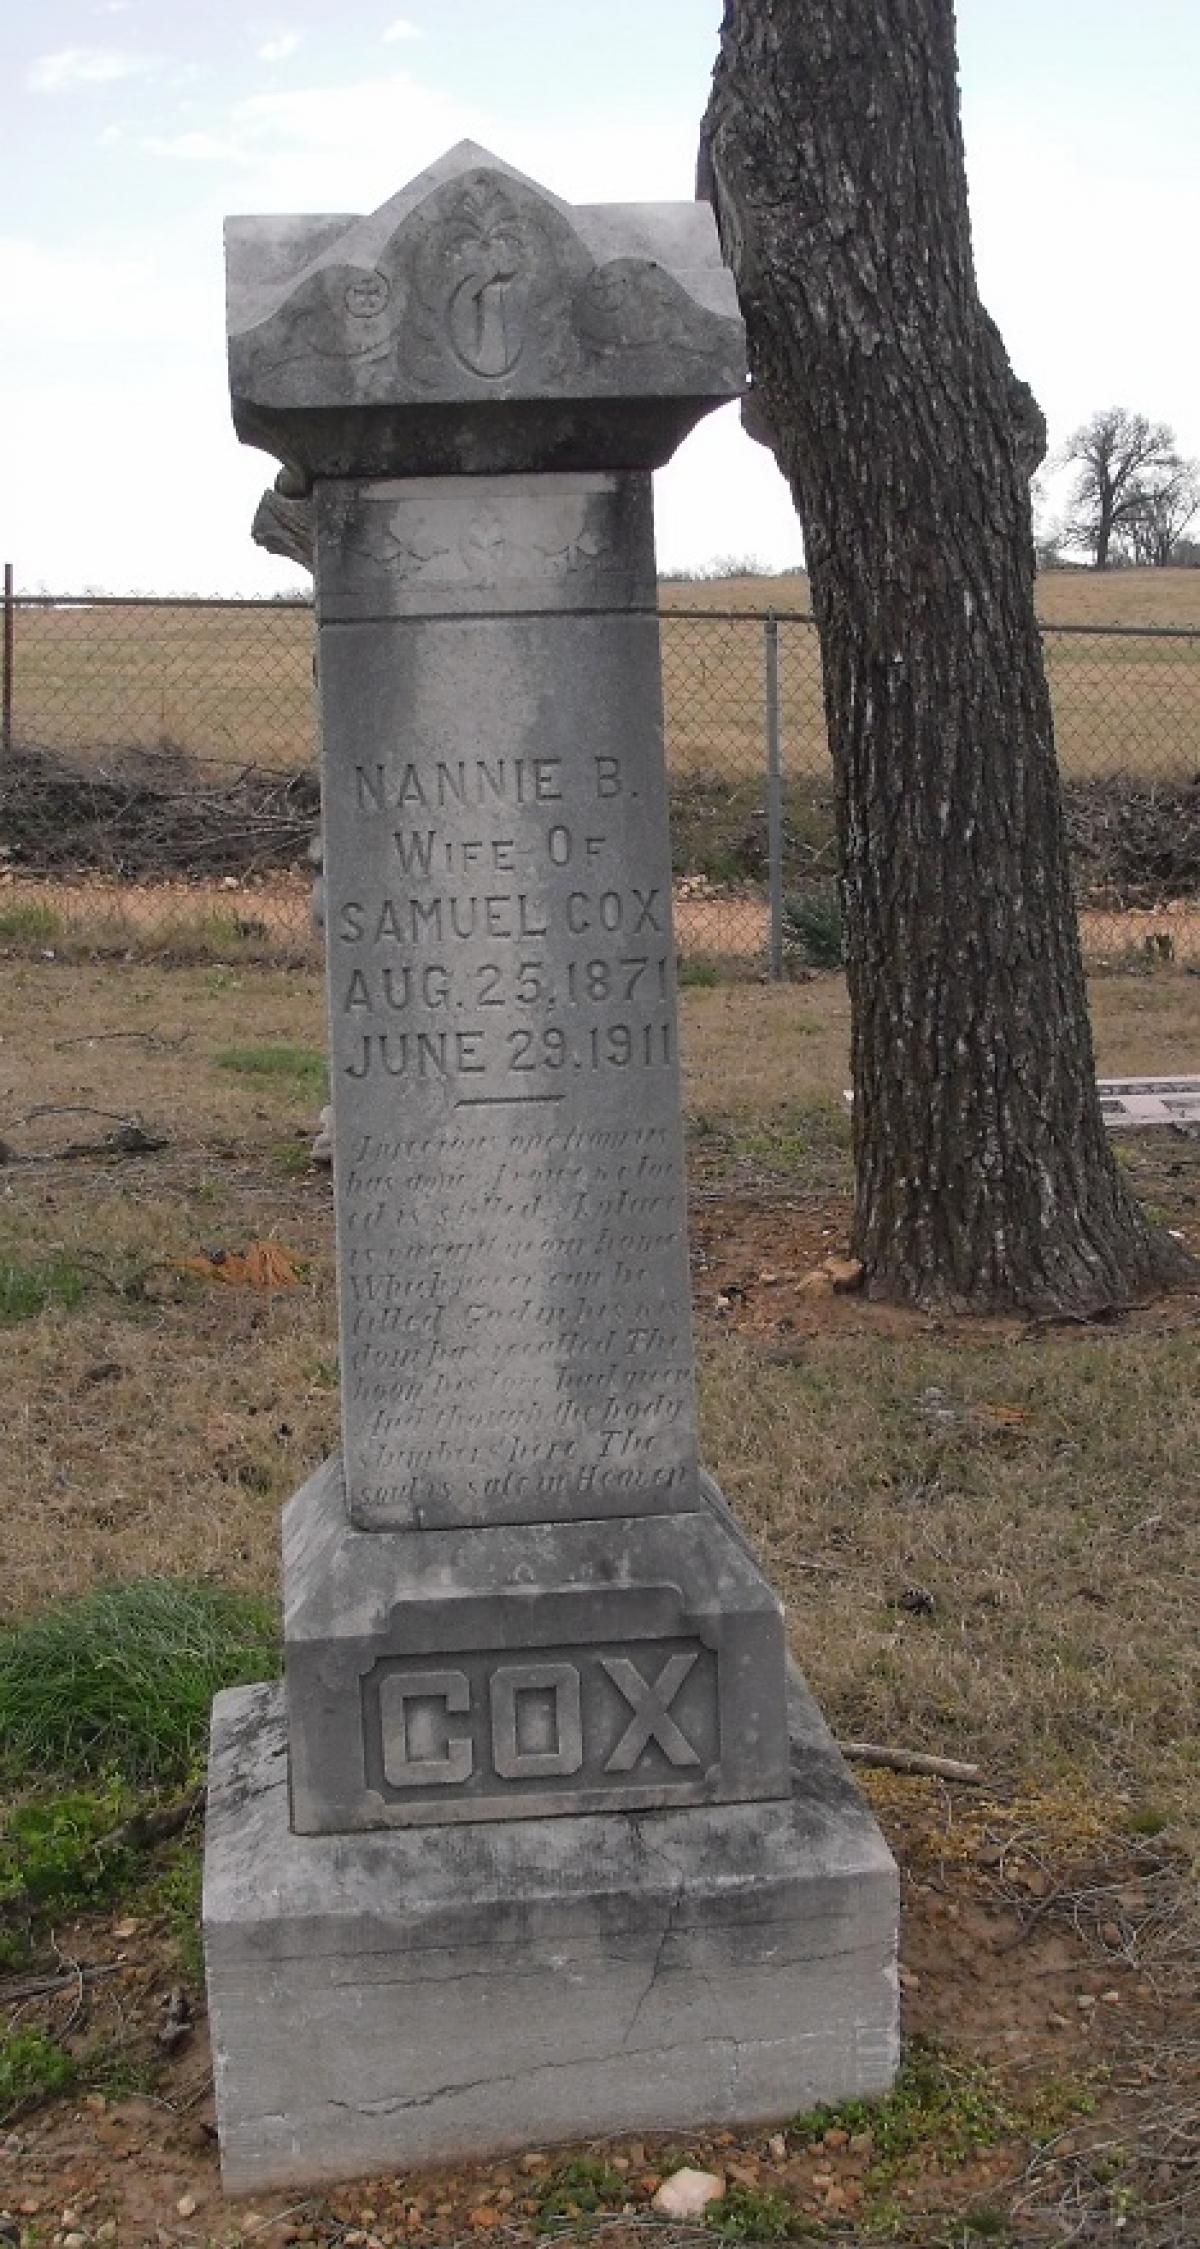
left=3, top=745, right=1198, bottom=904
left=1062, top=775, right=1200, bottom=905
left=0, top=742, right=320, bottom=879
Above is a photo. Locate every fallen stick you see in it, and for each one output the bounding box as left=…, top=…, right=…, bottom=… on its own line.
left=52, top=1029, right=190, bottom=1051
left=839, top=1741, right=983, bottom=1784
left=0, top=1962, right=123, bottom=2006
left=96, top=1784, right=206, bottom=1856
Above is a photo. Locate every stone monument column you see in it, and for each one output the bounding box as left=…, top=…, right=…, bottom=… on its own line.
left=204, top=143, right=898, bottom=2193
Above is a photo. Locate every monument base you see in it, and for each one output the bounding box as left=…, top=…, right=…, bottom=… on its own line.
left=204, top=1680, right=898, bottom=2195
left=283, top=1455, right=794, bottom=1831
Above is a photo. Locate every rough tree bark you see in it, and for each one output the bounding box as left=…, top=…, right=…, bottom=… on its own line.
left=700, top=0, right=1190, bottom=1314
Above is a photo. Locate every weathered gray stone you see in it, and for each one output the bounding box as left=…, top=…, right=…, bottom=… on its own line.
left=251, top=481, right=314, bottom=571
left=282, top=1455, right=791, bottom=1831
left=205, top=1681, right=899, bottom=2193
left=206, top=143, right=899, bottom=2190
left=318, top=469, right=695, bottom=1533
left=1096, top=1076, right=1200, bottom=1129
left=226, top=143, right=746, bottom=480
left=845, top=1074, right=1200, bottom=1132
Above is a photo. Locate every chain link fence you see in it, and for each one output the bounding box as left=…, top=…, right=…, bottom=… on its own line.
left=2, top=587, right=1198, bottom=970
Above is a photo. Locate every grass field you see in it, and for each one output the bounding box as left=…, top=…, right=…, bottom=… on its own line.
left=660, top=567, right=1200, bottom=785
left=10, top=566, right=1200, bottom=784
left=1, top=959, right=1196, bottom=1802
left=1, top=957, right=1198, bottom=2240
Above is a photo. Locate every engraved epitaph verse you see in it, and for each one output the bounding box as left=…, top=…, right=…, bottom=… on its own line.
left=318, top=482, right=699, bottom=1531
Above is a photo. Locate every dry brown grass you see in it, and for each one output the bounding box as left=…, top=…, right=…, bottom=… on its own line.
left=2, top=959, right=1197, bottom=1838
left=684, top=971, right=1200, bottom=1825
left=680, top=969, right=1200, bottom=1120
left=12, top=567, right=1200, bottom=784
left=5, top=874, right=1198, bottom=972
left=662, top=564, right=1200, bottom=630
left=0, top=965, right=334, bottom=1617
left=10, top=600, right=316, bottom=771
left=661, top=569, right=1200, bottom=784
left=703, top=1329, right=1199, bottom=1818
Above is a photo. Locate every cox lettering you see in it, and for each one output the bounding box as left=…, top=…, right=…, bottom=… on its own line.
left=375, top=1646, right=705, bottom=1791
left=565, top=887, right=663, bottom=935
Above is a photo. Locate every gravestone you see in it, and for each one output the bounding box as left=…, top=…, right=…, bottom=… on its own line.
left=1095, top=1076, right=1200, bottom=1130
left=204, top=143, right=898, bottom=2193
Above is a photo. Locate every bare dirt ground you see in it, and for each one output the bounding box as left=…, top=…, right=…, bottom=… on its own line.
left=1, top=1781, right=1196, bottom=2248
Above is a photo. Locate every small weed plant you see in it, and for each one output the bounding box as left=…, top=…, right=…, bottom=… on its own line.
left=0, top=900, right=62, bottom=945
left=271, top=1137, right=316, bottom=1177
left=792, top=2040, right=1014, bottom=2175
left=0, top=2028, right=77, bottom=2120
left=708, top=2183, right=809, bottom=2240
left=783, top=885, right=844, bottom=968
left=532, top=2156, right=628, bottom=2229
left=147, top=1848, right=205, bottom=1982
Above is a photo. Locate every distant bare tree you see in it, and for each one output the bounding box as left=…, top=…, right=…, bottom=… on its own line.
left=1061, top=408, right=1183, bottom=569
left=1122, top=462, right=1200, bottom=568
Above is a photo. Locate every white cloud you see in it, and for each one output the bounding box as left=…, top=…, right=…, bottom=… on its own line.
left=29, top=46, right=155, bottom=92
left=258, top=32, right=302, bottom=63
left=131, top=66, right=695, bottom=217
left=0, top=237, right=219, bottom=350
left=143, top=130, right=244, bottom=163
left=175, top=73, right=492, bottom=211
left=965, top=115, right=1200, bottom=463
left=382, top=17, right=421, bottom=40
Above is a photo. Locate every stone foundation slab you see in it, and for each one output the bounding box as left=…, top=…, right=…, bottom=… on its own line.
left=204, top=1680, right=899, bottom=2194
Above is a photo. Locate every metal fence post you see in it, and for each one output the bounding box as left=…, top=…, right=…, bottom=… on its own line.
left=764, top=609, right=783, bottom=980
left=2, top=564, right=13, bottom=757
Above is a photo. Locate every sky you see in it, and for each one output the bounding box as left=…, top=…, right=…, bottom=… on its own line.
left=1, top=0, right=1197, bottom=596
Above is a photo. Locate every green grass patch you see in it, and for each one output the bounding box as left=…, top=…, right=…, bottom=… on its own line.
left=708, top=2184, right=809, bottom=2240
left=532, top=2156, right=628, bottom=2229
left=147, top=1843, right=205, bottom=1983
left=735, top=1098, right=852, bottom=1184
left=0, top=1252, right=93, bottom=1325
left=0, top=900, right=63, bottom=944
left=792, top=2041, right=1012, bottom=2170
left=791, top=2040, right=1094, bottom=2186
left=270, top=1136, right=317, bottom=1177
left=0, top=1578, right=280, bottom=1788
left=0, top=1780, right=129, bottom=1922
left=0, top=2028, right=77, bottom=2119
left=128, top=911, right=276, bottom=964
left=214, top=1042, right=327, bottom=1094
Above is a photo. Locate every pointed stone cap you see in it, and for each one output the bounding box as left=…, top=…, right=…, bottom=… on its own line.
left=226, top=142, right=747, bottom=479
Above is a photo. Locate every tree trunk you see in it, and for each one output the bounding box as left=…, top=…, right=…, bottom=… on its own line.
left=701, top=0, right=1189, bottom=1313
left=1095, top=489, right=1114, bottom=570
